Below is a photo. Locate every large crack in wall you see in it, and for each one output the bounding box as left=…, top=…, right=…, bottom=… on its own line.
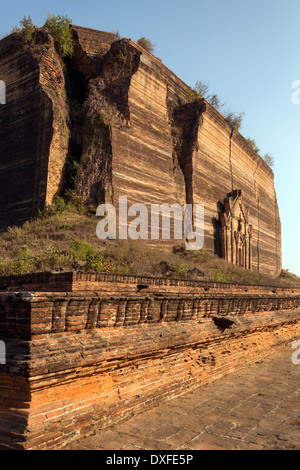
left=72, top=39, right=141, bottom=207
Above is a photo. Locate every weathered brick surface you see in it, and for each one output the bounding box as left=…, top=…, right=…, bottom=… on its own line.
left=63, top=346, right=300, bottom=450
left=0, top=26, right=281, bottom=276
left=1, top=270, right=298, bottom=295
left=0, top=272, right=299, bottom=449
left=0, top=30, right=69, bottom=228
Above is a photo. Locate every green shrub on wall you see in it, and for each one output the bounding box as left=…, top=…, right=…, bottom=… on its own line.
left=44, top=14, right=74, bottom=58
left=13, top=14, right=74, bottom=59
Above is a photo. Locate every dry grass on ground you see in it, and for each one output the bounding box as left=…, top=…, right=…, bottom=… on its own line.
left=0, top=197, right=298, bottom=287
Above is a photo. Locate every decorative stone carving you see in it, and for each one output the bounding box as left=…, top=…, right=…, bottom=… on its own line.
left=219, top=190, right=253, bottom=269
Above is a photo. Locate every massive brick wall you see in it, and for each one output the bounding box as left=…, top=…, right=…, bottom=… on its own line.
left=191, top=102, right=282, bottom=276
left=0, top=31, right=69, bottom=229
left=0, top=272, right=299, bottom=449
left=65, top=26, right=283, bottom=275
left=0, top=25, right=282, bottom=275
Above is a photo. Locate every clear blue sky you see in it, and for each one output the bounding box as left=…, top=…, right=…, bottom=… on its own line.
left=1, top=0, right=299, bottom=276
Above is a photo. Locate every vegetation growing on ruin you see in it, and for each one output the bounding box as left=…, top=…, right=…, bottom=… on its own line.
left=0, top=200, right=298, bottom=287
left=225, top=111, right=245, bottom=132
left=83, top=112, right=111, bottom=153
left=12, top=14, right=74, bottom=59
left=263, top=152, right=274, bottom=167
left=246, top=137, right=260, bottom=153
left=185, top=80, right=223, bottom=109
left=185, top=80, right=244, bottom=132
left=186, top=80, right=274, bottom=167
left=246, top=138, right=274, bottom=168
left=44, top=14, right=74, bottom=58
left=137, top=37, right=155, bottom=53
left=13, top=15, right=37, bottom=43
left=63, top=157, right=80, bottom=193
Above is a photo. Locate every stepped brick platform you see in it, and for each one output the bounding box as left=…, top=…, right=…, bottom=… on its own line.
left=0, top=271, right=299, bottom=449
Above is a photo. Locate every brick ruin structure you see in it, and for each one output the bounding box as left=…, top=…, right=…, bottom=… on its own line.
left=0, top=25, right=294, bottom=450
left=0, top=271, right=299, bottom=449
left=0, top=25, right=281, bottom=276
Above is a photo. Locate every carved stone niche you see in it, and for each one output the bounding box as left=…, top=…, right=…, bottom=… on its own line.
left=219, top=190, right=253, bottom=269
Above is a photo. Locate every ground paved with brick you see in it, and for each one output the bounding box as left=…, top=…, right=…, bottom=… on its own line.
left=64, top=344, right=300, bottom=450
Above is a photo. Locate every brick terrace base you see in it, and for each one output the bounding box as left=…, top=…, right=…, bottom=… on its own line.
left=0, top=271, right=299, bottom=449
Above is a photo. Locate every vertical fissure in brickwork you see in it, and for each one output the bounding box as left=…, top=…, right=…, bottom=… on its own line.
left=60, top=57, right=89, bottom=195
left=229, top=129, right=234, bottom=192
left=73, top=39, right=141, bottom=207
left=168, top=99, right=205, bottom=227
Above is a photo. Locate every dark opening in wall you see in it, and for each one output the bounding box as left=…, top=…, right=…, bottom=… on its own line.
left=62, top=61, right=88, bottom=194
left=64, top=60, right=87, bottom=106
